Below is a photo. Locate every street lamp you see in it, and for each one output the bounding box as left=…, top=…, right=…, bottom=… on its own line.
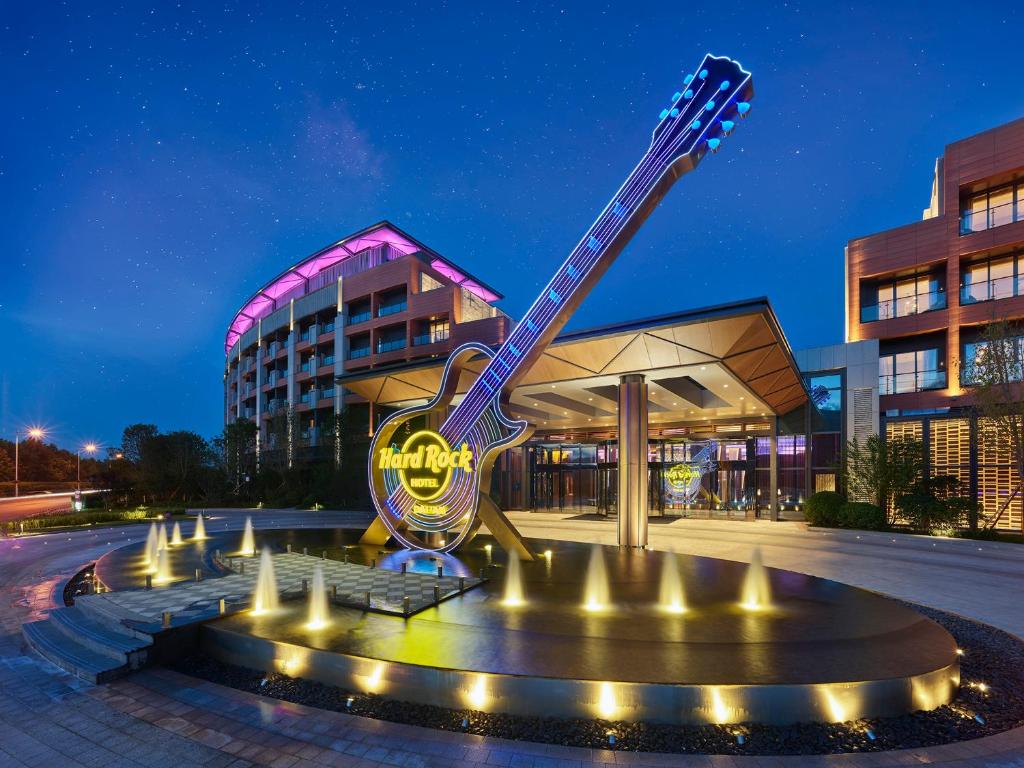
left=77, top=443, right=98, bottom=491
left=14, top=427, right=46, bottom=497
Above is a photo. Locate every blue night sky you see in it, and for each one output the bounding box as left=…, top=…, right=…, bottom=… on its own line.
left=1, top=2, right=1020, bottom=449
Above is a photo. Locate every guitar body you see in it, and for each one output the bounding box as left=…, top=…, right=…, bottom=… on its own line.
left=363, top=343, right=534, bottom=555
left=362, top=54, right=754, bottom=556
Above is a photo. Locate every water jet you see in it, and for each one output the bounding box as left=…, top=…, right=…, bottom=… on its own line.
left=582, top=545, right=610, bottom=611
left=240, top=516, right=256, bottom=557
left=251, top=547, right=279, bottom=614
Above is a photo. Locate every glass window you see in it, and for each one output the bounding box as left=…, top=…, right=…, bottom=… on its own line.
left=990, top=256, right=1014, bottom=300
left=989, top=186, right=1014, bottom=228
left=807, top=373, right=842, bottom=412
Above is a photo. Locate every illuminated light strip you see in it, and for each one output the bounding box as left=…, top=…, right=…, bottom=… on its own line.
left=440, top=62, right=738, bottom=442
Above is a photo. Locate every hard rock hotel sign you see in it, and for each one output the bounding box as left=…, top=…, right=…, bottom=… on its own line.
left=362, top=54, right=755, bottom=556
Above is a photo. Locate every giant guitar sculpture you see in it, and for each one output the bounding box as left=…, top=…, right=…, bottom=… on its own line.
left=363, top=54, right=754, bottom=557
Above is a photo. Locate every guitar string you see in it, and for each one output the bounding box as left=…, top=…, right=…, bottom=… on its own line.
left=441, top=71, right=733, bottom=443
left=442, top=71, right=737, bottom=441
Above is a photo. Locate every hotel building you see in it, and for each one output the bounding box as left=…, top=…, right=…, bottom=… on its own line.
left=847, top=117, right=1024, bottom=530
left=223, top=118, right=1023, bottom=529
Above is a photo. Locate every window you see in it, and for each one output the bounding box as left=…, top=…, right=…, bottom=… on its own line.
left=960, top=180, right=1024, bottom=234
left=429, top=318, right=450, bottom=343
left=879, top=349, right=945, bottom=394
left=961, top=253, right=1022, bottom=304
left=861, top=273, right=944, bottom=322
left=347, top=334, right=370, bottom=360
left=962, top=336, right=1024, bottom=385
left=377, top=288, right=407, bottom=318
left=347, top=298, right=371, bottom=325
left=806, top=373, right=842, bottom=412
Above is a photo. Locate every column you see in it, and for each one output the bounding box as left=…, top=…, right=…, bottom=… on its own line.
left=768, top=426, right=779, bottom=521
left=286, top=325, right=297, bottom=468
left=617, top=374, right=648, bottom=547
left=254, top=339, right=264, bottom=469
left=333, top=277, right=347, bottom=467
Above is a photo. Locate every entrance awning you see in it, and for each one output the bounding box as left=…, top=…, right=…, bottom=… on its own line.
left=338, top=298, right=808, bottom=433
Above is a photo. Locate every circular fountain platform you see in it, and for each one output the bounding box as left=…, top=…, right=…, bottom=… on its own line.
left=199, top=535, right=959, bottom=725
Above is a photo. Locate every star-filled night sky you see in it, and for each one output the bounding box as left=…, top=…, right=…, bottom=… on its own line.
left=2, top=2, right=1020, bottom=449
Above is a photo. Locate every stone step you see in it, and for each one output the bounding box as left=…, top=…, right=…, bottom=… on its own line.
left=47, top=607, right=150, bottom=668
left=74, top=594, right=155, bottom=640
left=22, top=619, right=128, bottom=684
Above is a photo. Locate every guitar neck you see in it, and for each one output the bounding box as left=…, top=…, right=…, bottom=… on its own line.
left=440, top=54, right=752, bottom=443
left=444, top=146, right=687, bottom=440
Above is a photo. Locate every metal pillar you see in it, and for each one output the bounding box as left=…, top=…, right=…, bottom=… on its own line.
left=768, top=427, right=779, bottom=521
left=617, top=374, right=648, bottom=547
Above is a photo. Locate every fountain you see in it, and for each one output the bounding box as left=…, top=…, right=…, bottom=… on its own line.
left=239, top=516, right=256, bottom=556
left=153, top=547, right=172, bottom=584
left=171, top=521, right=183, bottom=546
left=143, top=522, right=159, bottom=567
left=193, top=512, right=207, bottom=540
left=658, top=552, right=687, bottom=613
left=740, top=546, right=773, bottom=611
left=306, top=564, right=329, bottom=629
left=583, top=545, right=610, bottom=611
left=157, top=524, right=168, bottom=552
left=501, top=553, right=526, bottom=607
left=251, top=547, right=279, bottom=615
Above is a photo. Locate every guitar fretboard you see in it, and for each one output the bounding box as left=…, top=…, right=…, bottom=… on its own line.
left=438, top=55, right=751, bottom=445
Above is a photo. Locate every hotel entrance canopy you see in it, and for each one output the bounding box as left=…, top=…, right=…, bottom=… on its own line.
left=338, top=298, right=808, bottom=432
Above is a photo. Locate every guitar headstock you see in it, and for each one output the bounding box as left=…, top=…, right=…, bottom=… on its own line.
left=651, top=54, right=754, bottom=172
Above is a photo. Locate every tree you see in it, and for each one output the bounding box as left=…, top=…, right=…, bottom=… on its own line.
left=964, top=317, right=1024, bottom=530
left=120, top=424, right=159, bottom=465
left=0, top=448, right=13, bottom=482
left=895, top=475, right=974, bottom=532
left=843, top=434, right=923, bottom=524
left=217, top=420, right=258, bottom=495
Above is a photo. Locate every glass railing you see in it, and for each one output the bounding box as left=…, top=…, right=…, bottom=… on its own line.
left=299, top=330, right=313, bottom=342
left=348, top=347, right=370, bottom=360
left=412, top=333, right=434, bottom=346
left=348, top=310, right=371, bottom=325
left=960, top=199, right=1024, bottom=234
left=322, top=321, right=335, bottom=333
left=377, top=301, right=407, bottom=318
left=321, top=388, right=335, bottom=400
left=377, top=338, right=406, bottom=353
left=300, top=361, right=312, bottom=372
left=879, top=369, right=947, bottom=395
left=960, top=274, right=1020, bottom=304
left=860, top=290, right=946, bottom=322
left=299, top=392, right=313, bottom=404
left=321, top=355, right=335, bottom=366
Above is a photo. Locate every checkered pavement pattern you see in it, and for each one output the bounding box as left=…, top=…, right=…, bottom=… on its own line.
left=78, top=552, right=480, bottom=623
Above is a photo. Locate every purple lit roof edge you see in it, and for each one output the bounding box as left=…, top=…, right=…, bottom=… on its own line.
left=224, top=221, right=503, bottom=355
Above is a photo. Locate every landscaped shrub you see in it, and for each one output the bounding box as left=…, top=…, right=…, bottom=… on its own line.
left=804, top=491, right=845, bottom=527
left=837, top=501, right=887, bottom=531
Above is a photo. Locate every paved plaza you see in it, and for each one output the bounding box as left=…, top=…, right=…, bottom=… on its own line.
left=1, top=508, right=1023, bottom=767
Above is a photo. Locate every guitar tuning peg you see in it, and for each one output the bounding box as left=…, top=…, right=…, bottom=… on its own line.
left=737, top=102, right=751, bottom=118
left=721, top=120, right=735, bottom=135
left=670, top=108, right=680, bottom=118
left=683, top=89, right=693, bottom=100
left=683, top=73, right=694, bottom=85
left=705, top=99, right=716, bottom=111
left=707, top=138, right=722, bottom=154
left=698, top=69, right=709, bottom=80
left=690, top=119, right=702, bottom=130
left=672, top=91, right=682, bottom=101
left=659, top=108, right=670, bottom=120
left=719, top=80, right=731, bottom=91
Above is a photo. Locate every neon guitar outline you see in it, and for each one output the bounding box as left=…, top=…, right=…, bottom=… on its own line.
left=362, top=53, right=754, bottom=556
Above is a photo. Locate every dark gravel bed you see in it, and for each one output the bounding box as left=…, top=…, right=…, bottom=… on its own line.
left=171, top=603, right=1024, bottom=755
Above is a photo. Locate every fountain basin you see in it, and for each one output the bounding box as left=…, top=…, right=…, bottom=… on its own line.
left=200, top=538, right=959, bottom=725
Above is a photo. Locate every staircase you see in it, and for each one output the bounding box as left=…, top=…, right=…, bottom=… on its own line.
left=23, top=604, right=152, bottom=684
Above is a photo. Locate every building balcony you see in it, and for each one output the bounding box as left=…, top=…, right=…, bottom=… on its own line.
left=377, top=300, right=407, bottom=318
left=879, top=369, right=946, bottom=395
left=960, top=274, right=1022, bottom=305
left=960, top=199, right=1024, bottom=235
left=860, top=290, right=946, bottom=323
left=347, top=347, right=371, bottom=361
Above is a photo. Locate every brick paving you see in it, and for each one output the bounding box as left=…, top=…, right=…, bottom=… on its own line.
left=1, top=509, right=1023, bottom=767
